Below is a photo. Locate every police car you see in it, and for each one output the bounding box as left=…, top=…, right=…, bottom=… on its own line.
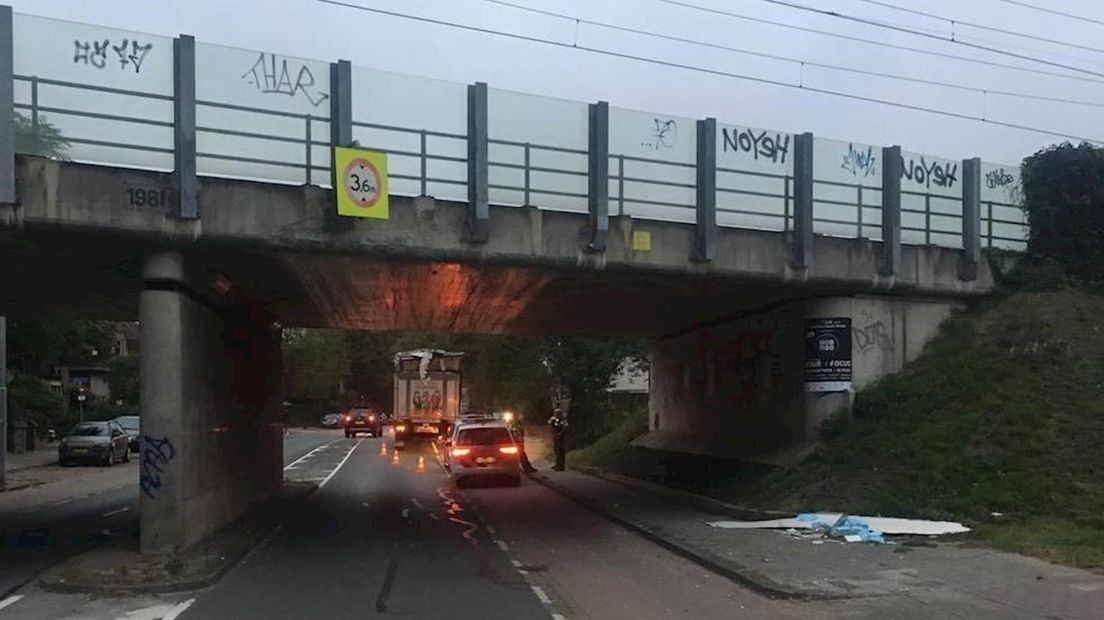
left=443, top=413, right=522, bottom=487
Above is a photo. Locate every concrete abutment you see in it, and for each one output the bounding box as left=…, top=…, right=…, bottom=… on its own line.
left=637, top=295, right=960, bottom=463
left=139, top=251, right=283, bottom=555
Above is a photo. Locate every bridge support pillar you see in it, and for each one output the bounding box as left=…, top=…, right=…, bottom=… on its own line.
left=139, top=251, right=283, bottom=555
left=636, top=295, right=959, bottom=462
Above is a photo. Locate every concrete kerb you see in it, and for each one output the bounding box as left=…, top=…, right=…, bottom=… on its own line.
left=37, top=481, right=317, bottom=595
left=528, top=470, right=846, bottom=601
left=571, top=464, right=793, bottom=521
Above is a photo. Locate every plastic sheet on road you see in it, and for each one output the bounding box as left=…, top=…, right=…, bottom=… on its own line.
left=707, top=513, right=970, bottom=536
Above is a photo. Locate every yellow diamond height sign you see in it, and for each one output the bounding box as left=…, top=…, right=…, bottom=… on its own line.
left=334, top=146, right=389, bottom=219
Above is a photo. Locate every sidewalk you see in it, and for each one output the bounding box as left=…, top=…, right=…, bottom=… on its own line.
left=5, top=446, right=59, bottom=472
left=532, top=466, right=1104, bottom=618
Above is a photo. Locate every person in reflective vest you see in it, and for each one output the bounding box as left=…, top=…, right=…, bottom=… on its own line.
left=548, top=409, right=568, bottom=471
left=509, top=414, right=538, bottom=474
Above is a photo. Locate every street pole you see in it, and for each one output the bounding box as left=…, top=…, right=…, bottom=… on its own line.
left=0, top=316, right=8, bottom=489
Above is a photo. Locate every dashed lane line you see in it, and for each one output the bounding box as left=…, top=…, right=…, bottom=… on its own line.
left=283, top=439, right=341, bottom=471
left=318, top=439, right=364, bottom=489
left=0, top=595, right=24, bottom=611
left=161, top=598, right=195, bottom=620
left=100, top=507, right=129, bottom=518
left=531, top=585, right=552, bottom=606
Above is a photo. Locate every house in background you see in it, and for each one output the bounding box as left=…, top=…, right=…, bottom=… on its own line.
left=113, top=321, right=140, bottom=357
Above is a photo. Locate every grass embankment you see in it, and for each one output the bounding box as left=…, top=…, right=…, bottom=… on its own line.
left=575, top=289, right=1104, bottom=570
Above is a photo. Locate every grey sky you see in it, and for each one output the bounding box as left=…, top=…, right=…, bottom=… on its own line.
left=9, top=0, right=1104, bottom=164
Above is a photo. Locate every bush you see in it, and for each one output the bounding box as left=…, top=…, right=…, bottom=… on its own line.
left=1022, top=143, right=1104, bottom=282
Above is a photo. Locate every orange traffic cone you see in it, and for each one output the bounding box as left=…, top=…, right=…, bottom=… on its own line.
left=391, top=451, right=400, bottom=465
left=416, top=456, right=425, bottom=474
left=380, top=443, right=387, bottom=457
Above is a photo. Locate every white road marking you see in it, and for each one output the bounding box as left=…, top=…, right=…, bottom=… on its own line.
left=362, top=502, right=371, bottom=509
left=318, top=439, right=363, bottom=489
left=428, top=513, right=440, bottom=521
left=411, top=497, right=424, bottom=509
left=161, top=598, right=195, bottom=620
left=531, top=585, right=552, bottom=605
left=551, top=614, right=567, bottom=620
left=0, top=595, right=24, bottom=611
left=496, top=539, right=510, bottom=551
left=283, top=439, right=340, bottom=471
left=101, top=507, right=129, bottom=518
left=485, top=525, right=497, bottom=535
left=402, top=508, right=411, bottom=518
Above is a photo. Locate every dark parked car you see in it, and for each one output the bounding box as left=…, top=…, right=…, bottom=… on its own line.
left=343, top=408, right=383, bottom=438
left=112, top=414, right=141, bottom=452
left=59, top=420, right=131, bottom=466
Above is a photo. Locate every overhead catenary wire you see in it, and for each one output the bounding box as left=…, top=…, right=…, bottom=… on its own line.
left=651, top=0, right=1104, bottom=84
left=849, top=0, right=1104, bottom=56
left=737, top=0, right=1104, bottom=78
left=309, top=0, right=1103, bottom=144
left=482, top=0, right=1104, bottom=109
left=992, top=0, right=1104, bottom=28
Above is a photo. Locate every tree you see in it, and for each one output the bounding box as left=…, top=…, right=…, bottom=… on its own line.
left=283, top=329, right=351, bottom=418
left=7, top=372, right=66, bottom=434
left=14, top=111, right=70, bottom=159
left=7, top=318, right=114, bottom=377
left=1021, top=142, right=1104, bottom=281
left=540, top=336, right=645, bottom=444
left=107, top=354, right=140, bottom=410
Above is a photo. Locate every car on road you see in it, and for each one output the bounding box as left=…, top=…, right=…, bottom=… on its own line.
left=58, top=420, right=131, bottom=467
left=343, top=408, right=383, bottom=438
left=443, top=416, right=521, bottom=487
left=112, top=414, right=141, bottom=452
left=320, top=413, right=342, bottom=428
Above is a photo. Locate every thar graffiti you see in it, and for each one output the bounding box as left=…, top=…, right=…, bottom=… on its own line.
left=241, top=52, right=329, bottom=108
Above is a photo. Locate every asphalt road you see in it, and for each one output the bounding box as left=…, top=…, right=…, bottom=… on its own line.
left=183, top=436, right=550, bottom=619
left=0, top=430, right=337, bottom=601
left=2, top=430, right=1013, bottom=619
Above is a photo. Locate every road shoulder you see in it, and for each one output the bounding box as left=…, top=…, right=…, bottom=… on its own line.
left=531, top=466, right=1104, bottom=615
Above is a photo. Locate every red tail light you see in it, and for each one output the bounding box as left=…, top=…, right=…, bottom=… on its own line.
left=369, top=415, right=375, bottom=422
left=451, top=447, right=471, bottom=457
left=499, top=445, right=519, bottom=455
left=344, top=415, right=351, bottom=422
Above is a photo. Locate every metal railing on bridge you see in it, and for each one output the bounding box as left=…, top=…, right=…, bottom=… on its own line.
left=0, top=7, right=1028, bottom=274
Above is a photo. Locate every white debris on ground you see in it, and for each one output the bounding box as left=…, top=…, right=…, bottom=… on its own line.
left=707, top=513, right=970, bottom=544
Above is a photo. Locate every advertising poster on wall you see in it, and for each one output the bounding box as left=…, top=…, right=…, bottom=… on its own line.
left=805, top=318, right=852, bottom=392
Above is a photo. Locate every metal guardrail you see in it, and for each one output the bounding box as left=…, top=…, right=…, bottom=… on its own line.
left=982, top=200, right=1027, bottom=248
left=14, top=75, right=174, bottom=156
left=1, top=7, right=1029, bottom=270
left=488, top=138, right=587, bottom=206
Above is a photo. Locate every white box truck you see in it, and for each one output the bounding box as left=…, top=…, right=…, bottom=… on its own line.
left=392, top=350, right=464, bottom=449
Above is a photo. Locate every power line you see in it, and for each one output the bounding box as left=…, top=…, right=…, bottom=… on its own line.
left=850, top=0, right=1104, bottom=56
left=649, top=0, right=1104, bottom=85
left=992, top=0, right=1104, bottom=27
left=309, top=0, right=1102, bottom=144
left=745, top=0, right=1104, bottom=78
left=482, top=0, right=1104, bottom=109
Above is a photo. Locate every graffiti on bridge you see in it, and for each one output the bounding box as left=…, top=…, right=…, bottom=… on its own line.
left=841, top=143, right=877, bottom=178
left=241, top=52, right=329, bottom=108
left=139, top=435, right=176, bottom=500
left=853, top=320, right=893, bottom=355
left=73, top=38, right=153, bottom=73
